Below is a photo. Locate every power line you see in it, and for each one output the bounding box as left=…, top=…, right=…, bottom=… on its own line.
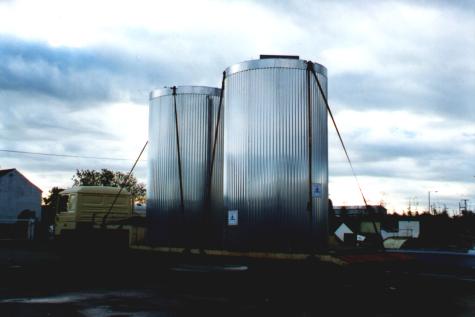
left=0, top=149, right=145, bottom=161
left=102, top=140, right=148, bottom=225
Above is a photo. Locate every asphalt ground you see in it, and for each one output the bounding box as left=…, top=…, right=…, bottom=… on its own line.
left=1, top=258, right=475, bottom=317
left=1, top=245, right=475, bottom=316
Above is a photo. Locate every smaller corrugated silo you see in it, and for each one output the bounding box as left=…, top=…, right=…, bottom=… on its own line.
left=147, top=86, right=223, bottom=248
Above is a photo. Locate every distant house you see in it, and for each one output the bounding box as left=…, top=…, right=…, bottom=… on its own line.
left=381, top=220, right=420, bottom=239
left=333, top=205, right=387, bottom=217
left=0, top=168, right=42, bottom=220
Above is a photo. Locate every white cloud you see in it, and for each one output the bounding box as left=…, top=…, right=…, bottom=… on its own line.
left=0, top=0, right=304, bottom=51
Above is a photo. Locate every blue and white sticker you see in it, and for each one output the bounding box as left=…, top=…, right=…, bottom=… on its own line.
left=311, top=183, right=322, bottom=198
left=228, top=210, right=238, bottom=226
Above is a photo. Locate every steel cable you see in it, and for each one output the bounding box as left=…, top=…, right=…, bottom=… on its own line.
left=308, top=62, right=383, bottom=249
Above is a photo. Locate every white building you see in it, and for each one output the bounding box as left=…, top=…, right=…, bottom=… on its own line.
left=0, top=168, right=42, bottom=220
left=381, top=220, right=420, bottom=240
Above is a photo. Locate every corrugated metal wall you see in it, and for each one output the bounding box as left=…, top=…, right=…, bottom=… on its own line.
left=147, top=86, right=222, bottom=247
left=222, top=59, right=328, bottom=252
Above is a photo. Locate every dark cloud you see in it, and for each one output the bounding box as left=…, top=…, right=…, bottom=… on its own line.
left=0, top=36, right=176, bottom=105
left=0, top=36, right=159, bottom=181
left=330, top=70, right=475, bottom=120
left=0, top=92, right=113, bottom=143
left=249, top=0, right=475, bottom=123
left=329, top=127, right=475, bottom=183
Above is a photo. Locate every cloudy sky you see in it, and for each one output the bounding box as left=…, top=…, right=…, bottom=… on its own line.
left=1, top=0, right=474, bottom=213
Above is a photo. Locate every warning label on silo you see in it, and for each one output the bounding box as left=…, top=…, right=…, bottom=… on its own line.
left=228, top=210, right=238, bottom=226
left=312, top=183, right=322, bottom=198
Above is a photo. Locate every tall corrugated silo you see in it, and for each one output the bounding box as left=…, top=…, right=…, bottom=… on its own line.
left=147, top=86, right=223, bottom=248
left=222, top=56, right=328, bottom=252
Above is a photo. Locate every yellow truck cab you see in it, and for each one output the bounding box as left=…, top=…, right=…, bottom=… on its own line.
left=54, top=186, right=143, bottom=249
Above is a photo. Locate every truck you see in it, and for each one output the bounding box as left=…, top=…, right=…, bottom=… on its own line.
left=54, top=186, right=145, bottom=250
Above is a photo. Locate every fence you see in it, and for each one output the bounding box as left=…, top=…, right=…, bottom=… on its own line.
left=0, top=219, right=36, bottom=240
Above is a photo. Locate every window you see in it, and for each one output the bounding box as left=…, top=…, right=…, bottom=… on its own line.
left=67, top=194, right=77, bottom=212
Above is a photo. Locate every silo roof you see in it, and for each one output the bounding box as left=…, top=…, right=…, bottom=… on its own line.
left=150, top=86, right=221, bottom=100
left=225, top=58, right=327, bottom=77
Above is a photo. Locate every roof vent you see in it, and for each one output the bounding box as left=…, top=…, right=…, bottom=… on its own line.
left=259, top=54, right=300, bottom=60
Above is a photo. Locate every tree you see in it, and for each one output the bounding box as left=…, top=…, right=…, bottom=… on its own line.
left=72, top=168, right=146, bottom=202
left=339, top=206, right=348, bottom=218
left=38, top=187, right=69, bottom=239
left=42, top=186, right=68, bottom=210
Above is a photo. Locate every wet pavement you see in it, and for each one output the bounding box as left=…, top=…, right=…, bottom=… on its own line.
left=1, top=270, right=475, bottom=317
left=1, top=248, right=475, bottom=316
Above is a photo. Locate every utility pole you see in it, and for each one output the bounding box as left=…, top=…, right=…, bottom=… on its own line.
left=428, top=190, right=438, bottom=215
left=461, top=199, right=469, bottom=214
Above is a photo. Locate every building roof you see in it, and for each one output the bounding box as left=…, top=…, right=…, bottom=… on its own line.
left=61, top=186, right=131, bottom=195
left=0, top=168, right=42, bottom=192
left=0, top=168, right=15, bottom=177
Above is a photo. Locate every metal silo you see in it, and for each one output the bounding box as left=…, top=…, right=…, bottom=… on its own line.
left=222, top=56, right=328, bottom=253
left=147, top=86, right=223, bottom=248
